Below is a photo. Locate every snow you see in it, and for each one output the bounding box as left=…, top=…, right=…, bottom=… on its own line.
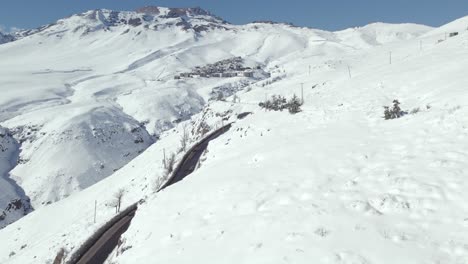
left=1, top=6, right=468, bottom=264
left=110, top=28, right=468, bottom=264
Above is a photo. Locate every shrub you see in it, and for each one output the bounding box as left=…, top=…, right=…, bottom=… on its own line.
left=196, top=121, right=211, bottom=137
left=383, top=99, right=406, bottom=120
left=287, top=95, right=302, bottom=114
left=259, top=94, right=302, bottom=114
left=410, top=107, right=420, bottom=115
left=179, top=126, right=189, bottom=152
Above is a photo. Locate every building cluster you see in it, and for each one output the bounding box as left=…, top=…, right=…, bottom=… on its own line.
left=174, top=57, right=269, bottom=79
left=438, top=31, right=461, bottom=43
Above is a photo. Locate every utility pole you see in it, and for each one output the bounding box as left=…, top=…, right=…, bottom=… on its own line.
left=163, top=148, right=166, bottom=168
left=94, top=200, right=97, bottom=224
left=389, top=51, right=392, bottom=65
left=347, top=65, right=352, bottom=79
left=300, top=83, right=304, bottom=104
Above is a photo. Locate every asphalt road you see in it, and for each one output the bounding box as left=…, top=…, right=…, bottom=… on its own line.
left=76, top=209, right=136, bottom=264
left=161, top=123, right=232, bottom=189
left=70, top=123, right=232, bottom=264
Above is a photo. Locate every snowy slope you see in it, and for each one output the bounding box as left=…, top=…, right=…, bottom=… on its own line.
left=0, top=6, right=434, bottom=226
left=111, top=26, right=468, bottom=264
left=336, top=23, right=432, bottom=47
left=2, top=6, right=467, bottom=264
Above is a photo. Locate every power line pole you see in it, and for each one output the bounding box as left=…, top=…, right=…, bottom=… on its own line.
left=163, top=148, right=166, bottom=169
left=389, top=51, right=392, bottom=64
left=347, top=65, right=352, bottom=79
left=94, top=200, right=97, bottom=224
left=300, top=83, right=304, bottom=104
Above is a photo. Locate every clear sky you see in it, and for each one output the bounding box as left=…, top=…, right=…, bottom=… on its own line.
left=1, top=0, right=467, bottom=32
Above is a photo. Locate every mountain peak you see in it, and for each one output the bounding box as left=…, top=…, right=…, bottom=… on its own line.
left=136, top=6, right=225, bottom=23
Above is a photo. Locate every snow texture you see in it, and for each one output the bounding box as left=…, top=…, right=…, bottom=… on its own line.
left=1, top=6, right=468, bottom=264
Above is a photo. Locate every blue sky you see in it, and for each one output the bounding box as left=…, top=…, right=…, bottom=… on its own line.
left=1, top=0, right=467, bottom=32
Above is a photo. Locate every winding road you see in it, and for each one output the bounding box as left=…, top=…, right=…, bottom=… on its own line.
left=69, top=123, right=232, bottom=264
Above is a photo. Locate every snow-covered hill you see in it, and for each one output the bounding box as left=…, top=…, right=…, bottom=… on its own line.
left=1, top=5, right=467, bottom=264
left=0, top=6, right=435, bottom=226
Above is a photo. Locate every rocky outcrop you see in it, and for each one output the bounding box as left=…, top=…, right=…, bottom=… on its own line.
left=0, top=32, right=15, bottom=44
left=0, top=126, right=32, bottom=229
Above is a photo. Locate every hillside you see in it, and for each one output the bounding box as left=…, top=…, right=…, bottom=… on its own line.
left=0, top=6, right=467, bottom=264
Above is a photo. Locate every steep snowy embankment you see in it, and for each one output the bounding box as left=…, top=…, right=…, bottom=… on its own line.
left=109, top=24, right=468, bottom=264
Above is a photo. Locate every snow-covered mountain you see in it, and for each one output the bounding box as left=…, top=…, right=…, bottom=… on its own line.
left=0, top=6, right=434, bottom=224
left=1, top=5, right=468, bottom=264
left=0, top=31, right=15, bottom=44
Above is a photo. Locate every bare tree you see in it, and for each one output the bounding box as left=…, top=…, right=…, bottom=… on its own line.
left=196, top=121, right=211, bottom=137
left=113, top=188, right=125, bottom=213
left=155, top=153, right=175, bottom=192
left=166, top=153, right=175, bottom=174
left=180, top=125, right=189, bottom=152
left=53, top=248, right=67, bottom=264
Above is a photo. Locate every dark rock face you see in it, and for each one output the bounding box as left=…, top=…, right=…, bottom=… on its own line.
left=128, top=18, right=142, bottom=27
left=164, top=7, right=211, bottom=18
left=1, top=198, right=33, bottom=226
left=0, top=32, right=15, bottom=44
left=0, top=126, right=34, bottom=229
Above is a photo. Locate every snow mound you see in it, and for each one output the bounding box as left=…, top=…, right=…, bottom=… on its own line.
left=336, top=22, right=433, bottom=47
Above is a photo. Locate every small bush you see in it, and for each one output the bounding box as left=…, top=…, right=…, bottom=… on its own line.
left=196, top=121, right=211, bottom=137
left=383, top=99, right=406, bottom=120
left=287, top=95, right=302, bottom=114
left=259, top=94, right=302, bottom=114
left=410, top=107, right=420, bottom=115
